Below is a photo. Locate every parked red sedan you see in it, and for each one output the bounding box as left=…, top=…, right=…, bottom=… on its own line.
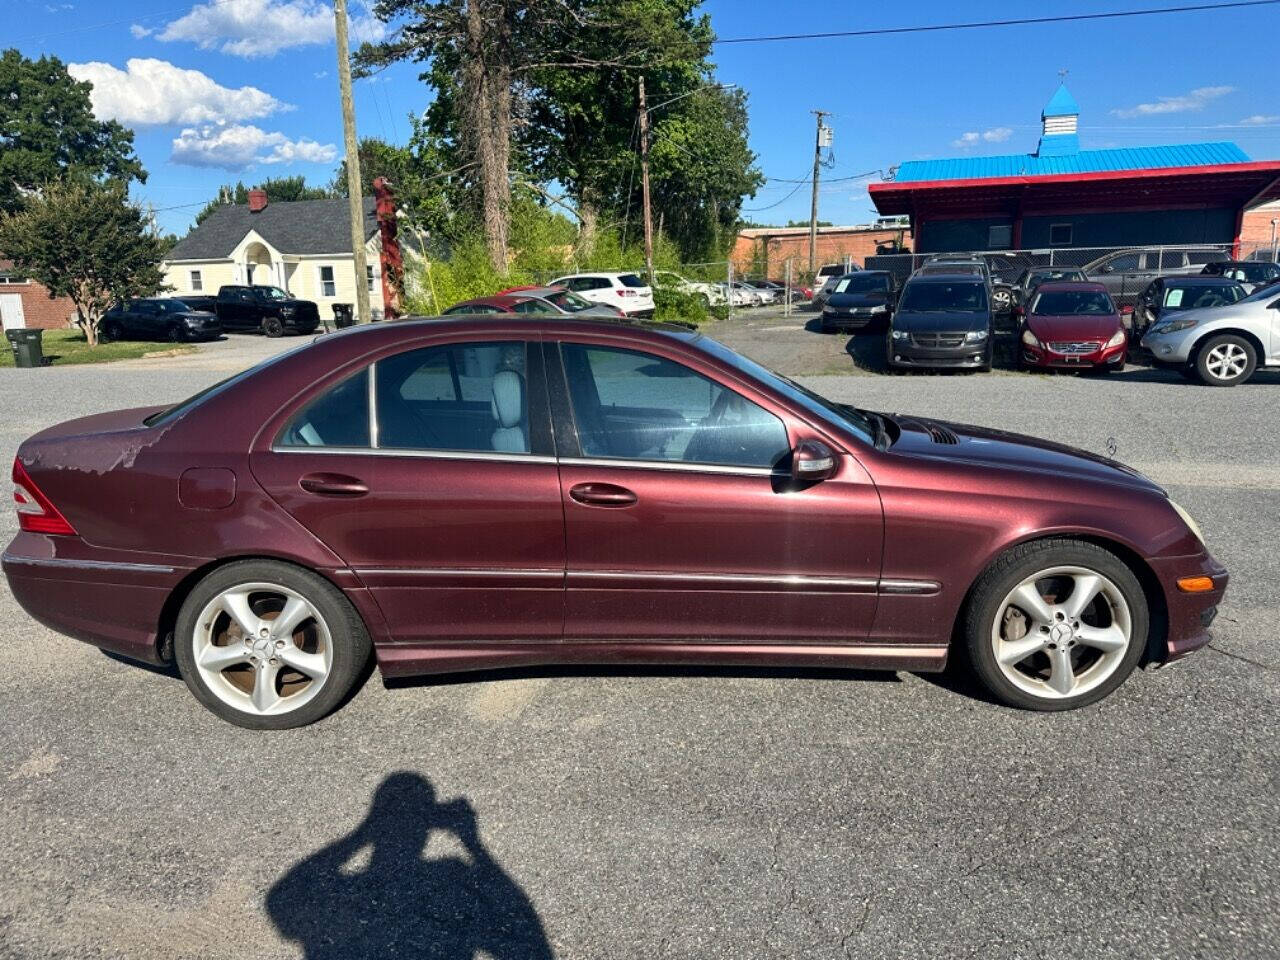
left=1018, top=282, right=1128, bottom=371
left=3, top=317, right=1225, bottom=728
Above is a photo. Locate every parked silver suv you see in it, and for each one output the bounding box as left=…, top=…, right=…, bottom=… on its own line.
left=1140, top=281, right=1280, bottom=386
left=1083, top=247, right=1220, bottom=306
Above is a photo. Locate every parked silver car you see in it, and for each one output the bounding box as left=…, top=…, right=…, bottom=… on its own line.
left=1140, top=282, right=1280, bottom=386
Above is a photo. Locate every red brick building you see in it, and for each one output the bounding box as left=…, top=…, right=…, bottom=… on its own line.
left=0, top=261, right=78, bottom=330
left=731, top=223, right=909, bottom=279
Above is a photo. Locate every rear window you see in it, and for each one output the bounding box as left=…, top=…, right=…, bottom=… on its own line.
left=618, top=274, right=647, bottom=288
left=1030, top=289, right=1115, bottom=316
left=900, top=281, right=988, bottom=312
left=143, top=348, right=301, bottom=426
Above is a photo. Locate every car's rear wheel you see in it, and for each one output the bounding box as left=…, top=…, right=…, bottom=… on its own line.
left=174, top=560, right=371, bottom=729
left=964, top=540, right=1147, bottom=711
left=991, top=287, right=1012, bottom=313
left=262, top=316, right=285, bottom=338
left=1194, top=334, right=1255, bottom=387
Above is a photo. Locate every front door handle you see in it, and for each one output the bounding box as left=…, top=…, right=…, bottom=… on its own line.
left=569, top=482, right=637, bottom=507
left=299, top=472, right=369, bottom=497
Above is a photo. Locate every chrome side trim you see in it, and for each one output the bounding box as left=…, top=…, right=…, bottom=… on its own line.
left=2, top=554, right=175, bottom=575
left=356, top=567, right=562, bottom=578
left=877, top=578, right=942, bottom=596
left=269, top=445, right=557, bottom=466
left=558, top=457, right=780, bottom=478
left=573, top=570, right=878, bottom=590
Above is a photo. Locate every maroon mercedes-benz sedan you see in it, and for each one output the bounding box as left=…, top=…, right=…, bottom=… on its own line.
left=3, top=317, right=1226, bottom=728
left=1018, top=282, right=1128, bottom=371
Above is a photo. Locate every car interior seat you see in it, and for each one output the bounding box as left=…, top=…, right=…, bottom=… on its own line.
left=490, top=369, right=528, bottom=453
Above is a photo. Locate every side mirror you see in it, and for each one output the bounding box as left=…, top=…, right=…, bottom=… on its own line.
left=1101, top=264, right=1114, bottom=274
left=791, top=439, right=837, bottom=482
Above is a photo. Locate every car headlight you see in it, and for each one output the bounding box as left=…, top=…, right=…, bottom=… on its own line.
left=1021, top=328, right=1040, bottom=347
left=870, top=304, right=888, bottom=314
left=1152, top=317, right=1198, bottom=335
left=1170, top=499, right=1205, bottom=545
left=890, top=329, right=910, bottom=340
left=1105, top=329, right=1126, bottom=348
left=964, top=330, right=988, bottom=343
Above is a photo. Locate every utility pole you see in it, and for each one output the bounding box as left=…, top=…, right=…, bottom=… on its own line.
left=638, top=76, right=655, bottom=285
left=808, top=110, right=830, bottom=277
left=335, top=0, right=371, bottom=324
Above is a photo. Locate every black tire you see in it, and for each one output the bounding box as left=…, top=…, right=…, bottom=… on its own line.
left=963, top=539, right=1148, bottom=711
left=1193, top=333, right=1256, bottom=387
left=100, top=320, right=123, bottom=343
left=1178, top=366, right=1199, bottom=382
left=262, top=316, right=285, bottom=338
left=173, top=559, right=372, bottom=730
left=167, top=324, right=185, bottom=343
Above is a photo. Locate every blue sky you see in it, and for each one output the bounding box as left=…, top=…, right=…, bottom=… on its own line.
left=8, top=0, right=1280, bottom=236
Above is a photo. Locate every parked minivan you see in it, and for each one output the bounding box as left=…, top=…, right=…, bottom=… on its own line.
left=887, top=274, right=993, bottom=371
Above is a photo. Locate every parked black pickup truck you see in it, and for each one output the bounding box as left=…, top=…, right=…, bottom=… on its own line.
left=215, top=285, right=321, bottom=337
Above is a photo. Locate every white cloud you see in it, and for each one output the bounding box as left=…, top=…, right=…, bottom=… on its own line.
left=129, top=24, right=152, bottom=38
left=951, top=127, right=1013, bottom=148
left=156, top=0, right=386, bottom=58
left=67, top=58, right=286, bottom=127
left=1111, top=85, right=1234, bottom=118
left=171, top=124, right=337, bottom=170
left=1239, top=114, right=1280, bottom=126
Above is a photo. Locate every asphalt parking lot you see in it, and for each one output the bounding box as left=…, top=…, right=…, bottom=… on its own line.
left=1, top=319, right=1277, bottom=959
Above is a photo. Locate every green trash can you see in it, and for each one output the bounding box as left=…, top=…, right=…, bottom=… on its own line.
left=6, top=329, right=44, bottom=368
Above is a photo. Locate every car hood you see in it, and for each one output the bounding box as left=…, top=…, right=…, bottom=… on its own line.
left=893, top=310, right=988, bottom=333
left=885, top=415, right=1163, bottom=494
left=1026, top=313, right=1121, bottom=340
left=826, top=292, right=889, bottom=309
left=1153, top=300, right=1261, bottom=327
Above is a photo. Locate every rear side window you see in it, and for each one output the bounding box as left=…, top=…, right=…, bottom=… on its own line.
left=278, top=370, right=371, bottom=448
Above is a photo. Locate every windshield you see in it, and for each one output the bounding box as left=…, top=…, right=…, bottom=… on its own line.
left=1164, top=284, right=1243, bottom=310
left=255, top=286, right=290, bottom=301
left=1239, top=281, right=1280, bottom=304
left=159, top=300, right=194, bottom=313
left=900, top=281, right=987, bottom=312
left=832, top=274, right=889, bottom=296
left=1030, top=289, right=1115, bottom=315
left=693, top=335, right=875, bottom=446
left=546, top=290, right=594, bottom=311
left=1029, top=269, right=1085, bottom=286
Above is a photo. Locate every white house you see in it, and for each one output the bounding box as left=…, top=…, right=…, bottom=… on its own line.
left=162, top=191, right=419, bottom=319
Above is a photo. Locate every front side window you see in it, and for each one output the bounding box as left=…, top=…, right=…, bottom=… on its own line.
left=560, top=343, right=789, bottom=469
left=279, top=369, right=371, bottom=448
left=190, top=270, right=202, bottom=291
left=318, top=267, right=336, bottom=298
left=377, top=342, right=530, bottom=454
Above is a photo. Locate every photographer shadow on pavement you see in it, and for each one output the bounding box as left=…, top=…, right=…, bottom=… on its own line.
left=267, top=771, right=553, bottom=960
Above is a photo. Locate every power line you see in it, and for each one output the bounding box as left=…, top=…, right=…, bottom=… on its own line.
left=11, top=0, right=247, bottom=45
left=714, top=1, right=1280, bottom=45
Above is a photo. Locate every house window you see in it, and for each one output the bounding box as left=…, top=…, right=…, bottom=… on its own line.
left=987, top=225, right=1012, bottom=249
left=1049, top=223, right=1073, bottom=246
left=319, top=265, right=336, bottom=297
left=0, top=273, right=27, bottom=284
left=190, top=270, right=202, bottom=292
left=366, top=264, right=376, bottom=293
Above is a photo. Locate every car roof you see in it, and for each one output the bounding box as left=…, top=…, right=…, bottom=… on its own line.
left=320, top=315, right=697, bottom=347
left=1033, top=281, right=1109, bottom=294
left=1160, top=276, right=1243, bottom=286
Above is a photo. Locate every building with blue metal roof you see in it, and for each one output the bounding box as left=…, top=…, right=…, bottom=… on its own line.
left=869, top=85, right=1280, bottom=254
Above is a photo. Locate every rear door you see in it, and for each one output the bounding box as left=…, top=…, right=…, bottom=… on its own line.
left=548, top=338, right=883, bottom=642
left=250, top=335, right=566, bottom=645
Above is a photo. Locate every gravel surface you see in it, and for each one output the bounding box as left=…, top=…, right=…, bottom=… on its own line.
left=1, top=321, right=1276, bottom=959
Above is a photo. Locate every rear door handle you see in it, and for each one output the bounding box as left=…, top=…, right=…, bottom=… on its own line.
left=569, top=482, right=637, bottom=507
left=299, top=472, right=369, bottom=497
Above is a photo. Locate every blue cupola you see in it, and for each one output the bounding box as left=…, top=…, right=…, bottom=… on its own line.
left=1037, top=84, right=1080, bottom=158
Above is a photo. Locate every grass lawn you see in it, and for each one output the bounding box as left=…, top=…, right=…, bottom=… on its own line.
left=0, top=329, right=194, bottom=367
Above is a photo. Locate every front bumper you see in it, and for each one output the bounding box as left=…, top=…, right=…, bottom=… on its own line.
left=1148, top=550, right=1229, bottom=664
left=1140, top=327, right=1197, bottom=364
left=1022, top=340, right=1126, bottom=369
left=888, top=339, right=990, bottom=368
left=823, top=309, right=889, bottom=330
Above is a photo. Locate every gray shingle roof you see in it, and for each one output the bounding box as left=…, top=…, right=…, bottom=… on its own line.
left=167, top=198, right=379, bottom=261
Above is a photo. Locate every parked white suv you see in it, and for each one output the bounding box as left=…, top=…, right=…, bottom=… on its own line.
left=1140, top=281, right=1280, bottom=386
left=548, top=272, right=655, bottom=317
left=653, top=270, right=726, bottom=306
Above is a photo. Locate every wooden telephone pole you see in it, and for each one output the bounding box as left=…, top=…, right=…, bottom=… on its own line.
left=638, top=76, right=655, bottom=284
left=808, top=110, right=830, bottom=276
left=335, top=0, right=371, bottom=324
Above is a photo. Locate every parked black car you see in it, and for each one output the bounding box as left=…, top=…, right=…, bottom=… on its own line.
left=100, top=298, right=222, bottom=343
left=215, top=285, right=320, bottom=337
left=1131, top=276, right=1247, bottom=336
left=887, top=274, right=993, bottom=371
left=819, top=271, right=899, bottom=332
left=1200, top=260, right=1280, bottom=293
left=1011, top=267, right=1088, bottom=306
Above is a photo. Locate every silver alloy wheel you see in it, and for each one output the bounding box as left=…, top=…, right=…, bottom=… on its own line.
left=992, top=288, right=1012, bottom=310
left=990, top=565, right=1132, bottom=700
left=1204, top=342, right=1249, bottom=381
left=192, top=582, right=333, bottom=717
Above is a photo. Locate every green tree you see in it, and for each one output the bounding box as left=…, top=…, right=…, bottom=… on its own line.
left=329, top=130, right=459, bottom=239
left=0, top=49, right=145, bottom=215
left=194, top=176, right=334, bottom=226
left=0, top=181, right=167, bottom=346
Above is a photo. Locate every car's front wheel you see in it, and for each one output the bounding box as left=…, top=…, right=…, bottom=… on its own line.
left=1194, top=334, right=1256, bottom=387
left=262, top=316, right=285, bottom=338
left=964, top=539, right=1147, bottom=711
left=174, top=560, right=371, bottom=729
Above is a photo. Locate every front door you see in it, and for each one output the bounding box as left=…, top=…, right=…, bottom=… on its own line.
left=549, top=340, right=883, bottom=643
left=0, top=294, right=25, bottom=331
left=250, top=337, right=565, bottom=645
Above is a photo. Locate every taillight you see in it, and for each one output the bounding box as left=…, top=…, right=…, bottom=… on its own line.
left=617, top=289, right=636, bottom=297
left=13, top=458, right=77, bottom=536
